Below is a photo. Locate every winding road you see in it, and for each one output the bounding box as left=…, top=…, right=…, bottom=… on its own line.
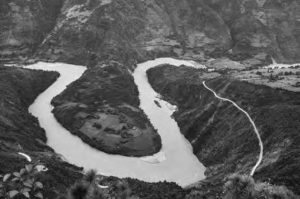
left=202, top=81, right=263, bottom=176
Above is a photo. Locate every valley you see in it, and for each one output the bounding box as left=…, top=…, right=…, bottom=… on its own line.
left=1, top=57, right=300, bottom=198
left=0, top=0, right=299, bottom=198
left=23, top=59, right=206, bottom=187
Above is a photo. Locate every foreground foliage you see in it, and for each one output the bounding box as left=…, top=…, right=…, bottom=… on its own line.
left=0, top=164, right=44, bottom=199
left=58, top=170, right=136, bottom=199
left=2, top=166, right=299, bottom=199
left=223, top=174, right=299, bottom=199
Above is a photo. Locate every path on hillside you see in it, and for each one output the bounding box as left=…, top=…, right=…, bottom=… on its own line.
left=202, top=81, right=263, bottom=176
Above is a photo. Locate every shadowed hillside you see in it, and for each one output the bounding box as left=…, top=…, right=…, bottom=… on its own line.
left=147, top=65, right=300, bottom=196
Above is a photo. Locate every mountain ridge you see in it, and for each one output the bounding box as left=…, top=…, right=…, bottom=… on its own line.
left=1, top=0, right=299, bottom=66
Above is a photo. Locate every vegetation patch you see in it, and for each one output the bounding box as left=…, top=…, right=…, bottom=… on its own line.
left=51, top=61, right=161, bottom=157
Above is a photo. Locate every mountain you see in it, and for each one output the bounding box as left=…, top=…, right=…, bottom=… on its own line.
left=1, top=0, right=299, bottom=65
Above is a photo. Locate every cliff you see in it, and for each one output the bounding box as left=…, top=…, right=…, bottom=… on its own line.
left=0, top=0, right=63, bottom=63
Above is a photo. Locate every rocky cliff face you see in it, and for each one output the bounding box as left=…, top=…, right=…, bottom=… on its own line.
left=36, top=0, right=232, bottom=65
left=203, top=0, right=300, bottom=63
left=0, top=0, right=63, bottom=63
left=147, top=65, right=300, bottom=195
left=1, top=0, right=299, bottom=65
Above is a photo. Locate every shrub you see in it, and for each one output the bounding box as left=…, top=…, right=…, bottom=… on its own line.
left=185, top=190, right=205, bottom=199
left=255, top=182, right=298, bottom=199
left=223, top=174, right=255, bottom=199
left=67, top=170, right=105, bottom=199
left=93, top=123, right=102, bottom=129
left=294, top=82, right=300, bottom=87
left=0, top=164, right=44, bottom=199
left=63, top=170, right=134, bottom=199
left=283, top=71, right=292, bottom=76
left=223, top=174, right=299, bottom=199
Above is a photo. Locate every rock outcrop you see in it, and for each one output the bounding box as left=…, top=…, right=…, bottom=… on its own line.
left=36, top=0, right=232, bottom=65
left=203, top=0, right=300, bottom=63
left=0, top=0, right=63, bottom=63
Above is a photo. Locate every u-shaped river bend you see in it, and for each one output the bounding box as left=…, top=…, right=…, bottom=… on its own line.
left=26, top=58, right=206, bottom=187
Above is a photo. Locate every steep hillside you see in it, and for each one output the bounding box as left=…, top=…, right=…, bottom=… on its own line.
left=0, top=0, right=63, bottom=63
left=147, top=65, right=300, bottom=195
left=203, top=0, right=300, bottom=62
left=38, top=0, right=299, bottom=64
left=36, top=0, right=232, bottom=66
left=1, top=0, right=299, bottom=65
left=0, top=65, right=83, bottom=198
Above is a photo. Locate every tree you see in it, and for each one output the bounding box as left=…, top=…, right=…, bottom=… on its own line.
left=223, top=174, right=299, bottom=199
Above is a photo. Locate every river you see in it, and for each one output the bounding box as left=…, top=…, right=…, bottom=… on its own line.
left=26, top=58, right=205, bottom=187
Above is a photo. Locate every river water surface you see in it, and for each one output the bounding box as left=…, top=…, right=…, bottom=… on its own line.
left=26, top=58, right=206, bottom=186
